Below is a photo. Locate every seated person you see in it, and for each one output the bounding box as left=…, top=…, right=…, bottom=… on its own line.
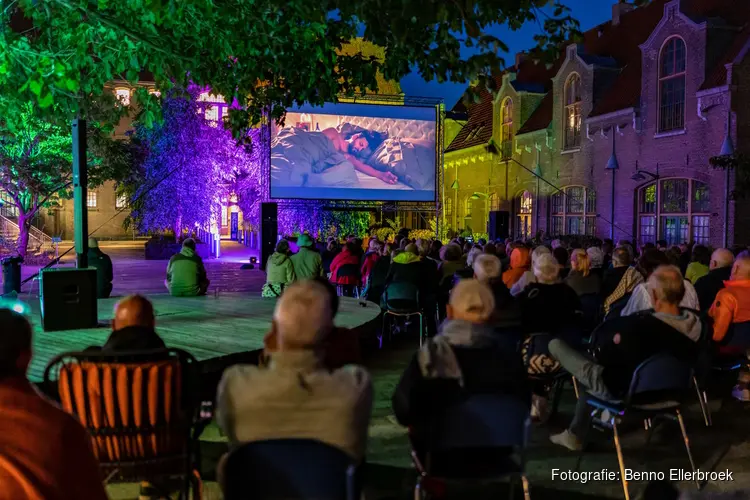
left=102, top=295, right=165, bottom=351
left=473, top=253, right=520, bottom=329
left=601, top=246, right=638, bottom=304
left=87, top=237, right=113, bottom=298
left=362, top=243, right=392, bottom=305
left=263, top=277, right=361, bottom=369
left=0, top=308, right=108, bottom=500
left=384, top=244, right=438, bottom=333
left=695, top=248, right=734, bottom=312
left=549, top=265, right=701, bottom=451
left=510, top=245, right=551, bottom=297
left=329, top=241, right=362, bottom=289
left=621, top=249, right=699, bottom=315
left=709, top=256, right=750, bottom=401
left=391, top=279, right=529, bottom=473
left=262, top=239, right=296, bottom=297
left=166, top=238, right=209, bottom=297
left=565, top=249, right=602, bottom=296
left=217, top=280, right=373, bottom=461
left=290, top=234, right=323, bottom=280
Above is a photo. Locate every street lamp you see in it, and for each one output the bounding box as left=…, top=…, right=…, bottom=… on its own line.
left=631, top=170, right=659, bottom=182
left=604, top=127, right=619, bottom=240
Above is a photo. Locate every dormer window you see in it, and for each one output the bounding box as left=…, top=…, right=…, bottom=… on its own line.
left=564, top=73, right=582, bottom=149
left=658, top=37, right=686, bottom=132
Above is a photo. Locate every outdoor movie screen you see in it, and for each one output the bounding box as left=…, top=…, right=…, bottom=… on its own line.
left=270, top=102, right=437, bottom=202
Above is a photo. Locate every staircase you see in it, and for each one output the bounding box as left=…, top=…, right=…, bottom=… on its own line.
left=0, top=214, right=54, bottom=255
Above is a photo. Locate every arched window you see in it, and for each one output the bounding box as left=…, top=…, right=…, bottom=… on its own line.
left=444, top=197, right=453, bottom=217
left=465, top=197, right=473, bottom=218
left=489, top=192, right=500, bottom=212
left=658, top=37, right=686, bottom=132
left=515, top=191, right=533, bottom=239
left=638, top=178, right=709, bottom=246
left=501, top=98, right=513, bottom=143
left=549, top=186, right=596, bottom=236
left=564, top=74, right=582, bottom=149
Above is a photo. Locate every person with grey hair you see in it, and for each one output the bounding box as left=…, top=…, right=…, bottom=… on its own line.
left=217, top=280, right=373, bottom=461
left=518, top=253, right=582, bottom=420
left=549, top=265, right=700, bottom=451
left=166, top=237, right=210, bottom=296
left=510, top=245, right=551, bottom=297
left=586, top=246, right=604, bottom=275
left=474, top=254, right=519, bottom=327
left=694, top=248, right=735, bottom=312
left=262, top=239, right=296, bottom=297
left=392, top=279, right=529, bottom=472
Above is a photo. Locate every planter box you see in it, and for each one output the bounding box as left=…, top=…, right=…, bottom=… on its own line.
left=144, top=241, right=210, bottom=260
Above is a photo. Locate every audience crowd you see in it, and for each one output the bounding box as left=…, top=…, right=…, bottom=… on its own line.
left=4, top=231, right=750, bottom=498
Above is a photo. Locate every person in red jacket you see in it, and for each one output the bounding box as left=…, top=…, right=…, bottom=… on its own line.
left=361, top=240, right=383, bottom=285
left=330, top=241, right=362, bottom=286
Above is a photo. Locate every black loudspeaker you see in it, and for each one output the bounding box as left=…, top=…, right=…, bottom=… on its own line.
left=488, top=210, right=510, bottom=240
left=260, top=202, right=278, bottom=271
left=40, top=268, right=98, bottom=331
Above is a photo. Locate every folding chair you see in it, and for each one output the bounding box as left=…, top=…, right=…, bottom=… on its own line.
left=223, top=439, right=360, bottom=500
left=410, top=394, right=531, bottom=500
left=43, top=348, right=209, bottom=500
left=576, top=353, right=698, bottom=500
left=381, top=281, right=424, bottom=347
left=335, top=263, right=362, bottom=298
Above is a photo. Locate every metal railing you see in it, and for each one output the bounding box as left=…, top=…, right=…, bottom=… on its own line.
left=0, top=214, right=54, bottom=254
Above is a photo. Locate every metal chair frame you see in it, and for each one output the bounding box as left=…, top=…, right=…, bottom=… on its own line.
left=409, top=395, right=531, bottom=500
left=42, top=348, right=209, bottom=500
left=381, top=283, right=425, bottom=347
left=575, top=354, right=699, bottom=500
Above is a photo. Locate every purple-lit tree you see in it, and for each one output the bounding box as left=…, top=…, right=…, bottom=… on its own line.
left=127, top=90, right=261, bottom=237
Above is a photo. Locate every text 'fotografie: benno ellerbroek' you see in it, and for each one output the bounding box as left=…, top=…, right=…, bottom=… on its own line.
left=552, top=469, right=734, bottom=483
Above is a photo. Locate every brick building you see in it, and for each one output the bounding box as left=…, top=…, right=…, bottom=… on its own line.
left=444, top=0, right=750, bottom=248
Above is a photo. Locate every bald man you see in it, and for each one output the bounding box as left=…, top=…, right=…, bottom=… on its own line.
left=709, top=256, right=750, bottom=344
left=216, top=280, right=372, bottom=461
left=695, top=248, right=735, bottom=312
left=100, top=295, right=166, bottom=351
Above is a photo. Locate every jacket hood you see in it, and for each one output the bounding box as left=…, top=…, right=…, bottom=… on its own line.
left=270, top=252, right=289, bottom=265
left=653, top=310, right=703, bottom=342
left=393, top=252, right=421, bottom=264
left=509, top=247, right=531, bottom=269
left=180, top=246, right=196, bottom=258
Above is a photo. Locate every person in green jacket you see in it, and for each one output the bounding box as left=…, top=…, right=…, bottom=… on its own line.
left=87, top=237, right=113, bottom=298
left=262, top=239, right=296, bottom=297
left=166, top=238, right=210, bottom=297
left=290, top=234, right=323, bottom=280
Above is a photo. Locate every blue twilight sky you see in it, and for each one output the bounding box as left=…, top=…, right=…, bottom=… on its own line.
left=399, top=1, right=620, bottom=110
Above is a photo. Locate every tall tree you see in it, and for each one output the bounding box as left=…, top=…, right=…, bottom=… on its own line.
left=127, top=90, right=260, bottom=236
left=1, top=0, right=587, bottom=138
left=0, top=104, right=132, bottom=256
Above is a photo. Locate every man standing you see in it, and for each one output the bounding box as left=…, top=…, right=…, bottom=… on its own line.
left=0, top=308, right=108, bottom=500
left=217, top=280, right=372, bottom=461
left=166, top=238, right=209, bottom=297
left=549, top=266, right=700, bottom=451
left=290, top=233, right=323, bottom=280
left=87, top=237, right=113, bottom=298
left=695, top=248, right=734, bottom=312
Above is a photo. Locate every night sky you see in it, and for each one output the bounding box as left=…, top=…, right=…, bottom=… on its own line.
left=399, top=1, right=619, bottom=110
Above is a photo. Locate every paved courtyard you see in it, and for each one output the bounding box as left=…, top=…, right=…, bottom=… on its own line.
left=6, top=241, right=750, bottom=499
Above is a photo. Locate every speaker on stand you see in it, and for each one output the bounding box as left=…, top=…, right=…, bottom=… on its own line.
left=260, top=202, right=278, bottom=271
left=488, top=210, right=510, bottom=241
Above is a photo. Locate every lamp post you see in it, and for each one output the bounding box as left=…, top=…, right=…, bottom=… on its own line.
left=451, top=178, right=459, bottom=234
left=720, top=109, right=734, bottom=248
left=605, top=128, right=619, bottom=240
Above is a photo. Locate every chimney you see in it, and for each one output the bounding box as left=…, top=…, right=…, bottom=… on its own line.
left=515, top=51, right=527, bottom=69
left=612, top=1, right=635, bottom=26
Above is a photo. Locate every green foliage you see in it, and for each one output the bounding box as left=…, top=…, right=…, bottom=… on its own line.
left=371, top=226, right=395, bottom=242
left=408, top=229, right=435, bottom=241
left=710, top=154, right=750, bottom=200
left=2, top=0, right=584, bottom=137
left=0, top=103, right=132, bottom=255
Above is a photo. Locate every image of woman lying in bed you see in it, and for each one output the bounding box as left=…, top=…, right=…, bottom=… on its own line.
left=320, top=128, right=399, bottom=184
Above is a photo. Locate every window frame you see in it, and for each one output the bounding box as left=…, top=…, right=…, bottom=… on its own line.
left=465, top=197, right=473, bottom=219
left=549, top=185, right=596, bottom=236
left=637, top=178, right=710, bottom=246
left=500, top=97, right=513, bottom=144
left=115, top=193, right=128, bottom=209
left=657, top=36, right=687, bottom=133
left=114, top=87, right=131, bottom=106
left=87, top=191, right=98, bottom=209
left=563, top=73, right=582, bottom=150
